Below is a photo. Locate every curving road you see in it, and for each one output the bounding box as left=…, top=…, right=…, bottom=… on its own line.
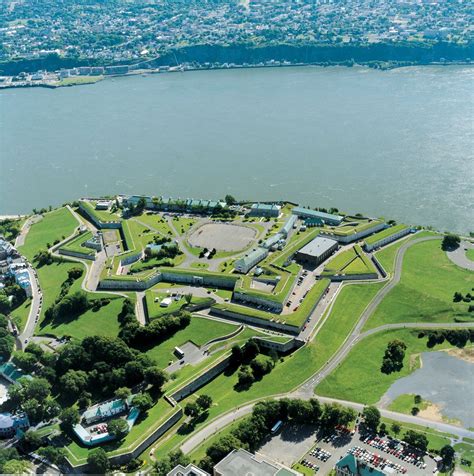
left=177, top=235, right=474, bottom=455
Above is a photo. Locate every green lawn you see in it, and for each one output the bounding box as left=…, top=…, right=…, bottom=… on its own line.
left=66, top=398, right=176, bottom=464
left=9, top=298, right=32, bottom=332
left=322, top=245, right=377, bottom=276
left=387, top=394, right=430, bottom=414
left=365, top=239, right=473, bottom=330
left=172, top=217, right=197, bottom=236
left=316, top=328, right=459, bottom=404
left=135, top=213, right=175, bottom=236
left=38, top=296, right=124, bottom=340
left=146, top=316, right=238, bottom=368
left=155, top=282, right=385, bottom=458
left=454, top=442, right=474, bottom=474
left=19, top=207, right=78, bottom=260
left=381, top=417, right=454, bottom=452
left=373, top=230, right=437, bottom=275
left=145, top=291, right=211, bottom=319
left=59, top=231, right=95, bottom=256
left=466, top=248, right=474, bottom=262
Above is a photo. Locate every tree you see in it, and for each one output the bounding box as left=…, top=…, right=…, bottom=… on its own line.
left=230, top=344, right=243, bottom=365
left=237, top=365, right=254, bottom=386
left=362, top=406, right=380, bottom=433
left=154, top=450, right=190, bottom=476
left=87, top=448, right=110, bottom=474
left=184, top=293, right=192, bottom=305
left=115, top=387, right=131, bottom=400
left=37, top=447, right=66, bottom=466
left=391, top=423, right=401, bottom=435
left=107, top=418, right=129, bottom=439
left=442, top=234, right=460, bottom=251
left=414, top=394, right=422, bottom=404
left=0, top=294, right=10, bottom=314
left=206, top=434, right=243, bottom=464
left=132, top=393, right=153, bottom=412
left=12, top=351, right=38, bottom=373
left=242, top=340, right=259, bottom=362
left=60, top=407, right=80, bottom=431
left=21, top=430, right=42, bottom=450
left=68, top=267, right=83, bottom=280
left=2, top=459, right=31, bottom=475
left=440, top=444, right=455, bottom=469
left=250, top=355, right=274, bottom=379
left=225, top=195, right=237, bottom=206
left=144, top=366, right=168, bottom=389
left=381, top=340, right=407, bottom=374
left=184, top=402, right=200, bottom=419
left=403, top=430, right=428, bottom=452
left=196, top=394, right=213, bottom=411
left=60, top=369, right=88, bottom=397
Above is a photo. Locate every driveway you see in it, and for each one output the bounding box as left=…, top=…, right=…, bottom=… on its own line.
left=446, top=240, right=474, bottom=271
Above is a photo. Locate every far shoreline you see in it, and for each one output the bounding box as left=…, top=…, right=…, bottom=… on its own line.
left=1, top=60, right=472, bottom=92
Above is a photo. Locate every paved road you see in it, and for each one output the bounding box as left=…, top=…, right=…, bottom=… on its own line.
left=14, top=215, right=42, bottom=248
left=178, top=235, right=473, bottom=455
left=446, top=240, right=474, bottom=271
left=17, top=267, right=42, bottom=349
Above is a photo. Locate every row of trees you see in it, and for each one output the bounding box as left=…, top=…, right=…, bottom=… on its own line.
left=198, top=398, right=355, bottom=471
left=420, top=329, right=474, bottom=348
left=0, top=314, right=15, bottom=360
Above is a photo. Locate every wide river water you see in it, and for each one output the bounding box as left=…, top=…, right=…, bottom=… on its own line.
left=1, top=66, right=473, bottom=233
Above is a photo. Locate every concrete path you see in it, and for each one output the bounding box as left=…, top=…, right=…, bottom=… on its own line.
left=446, top=240, right=474, bottom=271
left=17, top=267, right=42, bottom=349
left=14, top=215, right=42, bottom=248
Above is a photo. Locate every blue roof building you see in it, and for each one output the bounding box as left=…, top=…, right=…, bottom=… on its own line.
left=335, top=454, right=386, bottom=476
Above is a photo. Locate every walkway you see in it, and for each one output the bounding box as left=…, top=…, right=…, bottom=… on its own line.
left=446, top=240, right=474, bottom=271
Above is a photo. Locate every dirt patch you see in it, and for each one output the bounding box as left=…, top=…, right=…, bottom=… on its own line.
left=418, top=402, right=461, bottom=426
left=188, top=223, right=257, bottom=252
left=409, top=353, right=420, bottom=371
left=445, top=347, right=474, bottom=364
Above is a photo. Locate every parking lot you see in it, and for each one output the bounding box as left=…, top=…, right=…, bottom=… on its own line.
left=296, top=427, right=438, bottom=475
left=259, top=422, right=438, bottom=475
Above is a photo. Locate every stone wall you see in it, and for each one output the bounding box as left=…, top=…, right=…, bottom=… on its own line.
left=58, top=249, right=96, bottom=261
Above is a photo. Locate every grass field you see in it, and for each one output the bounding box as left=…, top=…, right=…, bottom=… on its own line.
left=66, top=398, right=175, bottom=464
left=466, top=248, right=474, bottom=262
left=145, top=291, right=210, bottom=319
left=380, top=417, right=454, bottom=452
left=454, top=442, right=474, bottom=474
left=387, top=394, right=429, bottom=414
left=323, top=245, right=377, bottom=276
left=19, top=207, right=78, bottom=260
left=172, top=217, right=197, bottom=235
left=365, top=239, right=473, bottom=330
left=146, top=316, right=238, bottom=368
left=155, top=282, right=385, bottom=459
left=373, top=231, right=437, bottom=275
left=38, top=296, right=124, bottom=340
left=59, top=231, right=95, bottom=256
left=316, top=328, right=458, bottom=404
left=9, top=298, right=32, bottom=332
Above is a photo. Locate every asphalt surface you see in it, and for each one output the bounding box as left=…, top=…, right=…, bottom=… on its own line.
left=17, top=266, right=42, bottom=349
left=446, top=240, right=474, bottom=271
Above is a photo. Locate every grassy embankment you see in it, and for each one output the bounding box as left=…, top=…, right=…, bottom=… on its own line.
left=365, top=238, right=473, bottom=330
left=19, top=207, right=125, bottom=340
left=56, top=76, right=103, bottom=87
left=153, top=282, right=383, bottom=459
left=316, top=328, right=468, bottom=405
left=322, top=244, right=377, bottom=276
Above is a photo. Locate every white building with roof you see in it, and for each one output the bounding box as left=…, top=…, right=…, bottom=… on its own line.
left=234, top=247, right=268, bottom=274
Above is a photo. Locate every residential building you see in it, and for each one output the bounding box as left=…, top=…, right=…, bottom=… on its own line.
left=335, top=453, right=386, bottom=476
left=292, top=207, right=343, bottom=226
left=234, top=247, right=268, bottom=274
left=249, top=203, right=281, bottom=218
left=167, top=463, right=210, bottom=476
left=213, top=448, right=301, bottom=476
left=296, top=237, right=338, bottom=266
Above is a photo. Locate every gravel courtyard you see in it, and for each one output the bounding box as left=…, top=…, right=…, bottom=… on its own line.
left=188, top=223, right=257, bottom=252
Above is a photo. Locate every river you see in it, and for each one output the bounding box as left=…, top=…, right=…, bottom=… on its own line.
left=1, top=66, right=473, bottom=233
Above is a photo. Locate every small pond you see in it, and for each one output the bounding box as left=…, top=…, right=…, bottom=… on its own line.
left=382, top=351, right=474, bottom=428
